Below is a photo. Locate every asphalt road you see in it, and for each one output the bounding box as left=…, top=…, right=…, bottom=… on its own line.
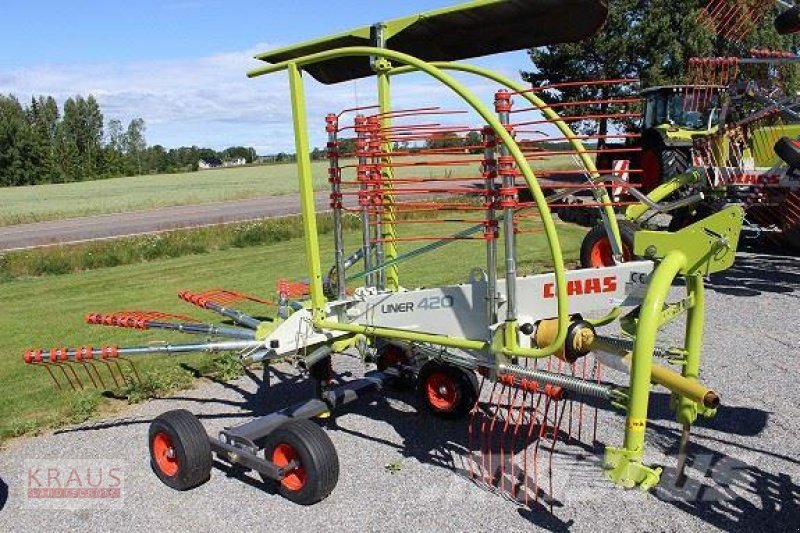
left=0, top=251, right=798, bottom=532
left=0, top=194, right=327, bottom=251
left=0, top=179, right=486, bottom=251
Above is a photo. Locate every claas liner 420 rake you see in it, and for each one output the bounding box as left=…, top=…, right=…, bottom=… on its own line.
left=25, top=0, right=745, bottom=508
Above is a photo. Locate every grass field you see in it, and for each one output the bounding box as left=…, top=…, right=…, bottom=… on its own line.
left=0, top=163, right=328, bottom=227
left=0, top=154, right=578, bottom=227
left=0, top=216, right=585, bottom=442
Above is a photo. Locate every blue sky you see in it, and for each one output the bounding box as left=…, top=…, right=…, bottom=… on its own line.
left=0, top=1, right=533, bottom=153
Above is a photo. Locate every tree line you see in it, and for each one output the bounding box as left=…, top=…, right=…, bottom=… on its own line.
left=0, top=94, right=258, bottom=187
left=524, top=0, right=800, bottom=145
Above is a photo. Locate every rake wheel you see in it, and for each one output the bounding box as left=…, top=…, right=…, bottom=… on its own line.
left=579, top=220, right=636, bottom=268
left=417, top=362, right=478, bottom=420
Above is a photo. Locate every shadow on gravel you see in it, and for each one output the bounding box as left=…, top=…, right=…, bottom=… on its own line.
left=647, top=392, right=770, bottom=438
left=705, top=252, right=800, bottom=297
left=48, top=360, right=795, bottom=532
left=0, top=476, right=7, bottom=512
left=650, top=421, right=800, bottom=533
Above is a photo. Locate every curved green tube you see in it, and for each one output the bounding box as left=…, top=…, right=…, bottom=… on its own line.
left=389, top=61, right=623, bottom=253
left=249, top=46, right=569, bottom=357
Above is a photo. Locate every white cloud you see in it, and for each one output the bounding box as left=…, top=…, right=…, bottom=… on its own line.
left=0, top=46, right=536, bottom=153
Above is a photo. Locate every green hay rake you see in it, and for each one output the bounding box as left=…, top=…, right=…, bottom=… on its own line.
left=25, top=0, right=744, bottom=509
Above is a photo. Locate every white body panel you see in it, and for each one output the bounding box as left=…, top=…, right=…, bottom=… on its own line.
left=344, top=261, right=655, bottom=340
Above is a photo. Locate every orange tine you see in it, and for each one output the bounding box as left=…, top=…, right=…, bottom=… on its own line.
left=76, top=361, right=100, bottom=389
left=522, top=384, right=547, bottom=507
left=578, top=356, right=588, bottom=442
left=60, top=363, right=84, bottom=391
left=95, top=359, right=122, bottom=388
left=119, top=359, right=141, bottom=384
left=546, top=399, right=567, bottom=512
left=37, top=363, right=64, bottom=391
left=531, top=395, right=553, bottom=506
left=479, top=381, right=500, bottom=484
left=592, top=361, right=602, bottom=445
left=500, top=382, right=524, bottom=496
left=466, top=375, right=486, bottom=480
left=508, top=386, right=530, bottom=500
left=485, top=382, right=507, bottom=486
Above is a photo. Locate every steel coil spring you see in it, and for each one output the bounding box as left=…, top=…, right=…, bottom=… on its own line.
left=498, top=363, right=613, bottom=400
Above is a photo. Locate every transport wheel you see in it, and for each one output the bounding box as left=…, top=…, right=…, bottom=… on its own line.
left=376, top=341, right=416, bottom=388
left=375, top=341, right=411, bottom=372
left=781, top=191, right=800, bottom=252
left=417, top=362, right=478, bottom=420
left=262, top=419, right=339, bottom=505
left=579, top=220, right=636, bottom=268
left=775, top=137, right=800, bottom=169
left=149, top=409, right=212, bottom=491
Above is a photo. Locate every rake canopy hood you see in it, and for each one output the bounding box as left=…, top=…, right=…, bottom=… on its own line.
left=254, top=0, right=608, bottom=84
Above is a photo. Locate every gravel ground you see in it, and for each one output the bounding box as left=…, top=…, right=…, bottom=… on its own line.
left=0, top=251, right=798, bottom=532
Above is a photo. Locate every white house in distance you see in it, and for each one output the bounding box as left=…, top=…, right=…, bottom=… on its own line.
left=198, top=157, right=247, bottom=170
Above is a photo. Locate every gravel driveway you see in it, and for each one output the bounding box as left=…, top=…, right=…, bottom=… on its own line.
left=0, top=251, right=798, bottom=532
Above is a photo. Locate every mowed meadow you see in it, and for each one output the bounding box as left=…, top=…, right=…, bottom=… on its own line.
left=0, top=212, right=585, bottom=442
left=0, top=163, right=328, bottom=227
left=0, top=154, right=578, bottom=227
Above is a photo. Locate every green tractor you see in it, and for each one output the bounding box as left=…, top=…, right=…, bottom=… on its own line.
left=637, top=85, right=721, bottom=192
left=581, top=84, right=800, bottom=267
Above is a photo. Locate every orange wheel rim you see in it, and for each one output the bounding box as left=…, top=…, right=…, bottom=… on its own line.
left=590, top=237, right=632, bottom=267
left=589, top=237, right=614, bottom=267
left=425, top=372, right=458, bottom=412
left=272, top=443, right=307, bottom=491
left=152, top=432, right=179, bottom=477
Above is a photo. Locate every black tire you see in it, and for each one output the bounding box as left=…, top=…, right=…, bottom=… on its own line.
left=781, top=191, right=800, bottom=252
left=776, top=5, right=800, bottom=35
left=579, top=220, right=637, bottom=268
left=641, top=144, right=691, bottom=192
left=148, top=409, right=212, bottom=491
left=416, top=362, right=478, bottom=420
left=668, top=200, right=716, bottom=232
left=775, top=137, right=800, bottom=168
left=375, top=340, right=411, bottom=372
left=262, top=420, right=339, bottom=505
left=661, top=148, right=691, bottom=179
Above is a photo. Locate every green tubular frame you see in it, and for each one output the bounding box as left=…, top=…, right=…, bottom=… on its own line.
left=376, top=61, right=400, bottom=291
left=625, top=170, right=703, bottom=223
left=249, top=46, right=572, bottom=359
left=250, top=47, right=720, bottom=490
left=603, top=250, right=706, bottom=490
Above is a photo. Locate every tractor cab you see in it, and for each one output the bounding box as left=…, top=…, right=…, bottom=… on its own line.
left=641, top=86, right=721, bottom=134
left=635, top=86, right=724, bottom=190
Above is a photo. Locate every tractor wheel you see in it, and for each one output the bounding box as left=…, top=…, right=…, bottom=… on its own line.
left=416, top=362, right=478, bottom=420
left=149, top=409, right=212, bottom=491
left=641, top=146, right=691, bottom=193
left=781, top=191, right=800, bottom=252
left=262, top=419, right=339, bottom=505
left=774, top=137, right=800, bottom=169
left=775, top=5, right=800, bottom=35
left=668, top=200, right=717, bottom=232
left=579, top=220, right=636, bottom=268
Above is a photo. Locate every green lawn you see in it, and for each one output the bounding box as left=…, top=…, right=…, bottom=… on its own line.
left=0, top=217, right=584, bottom=442
left=0, top=154, right=578, bottom=227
